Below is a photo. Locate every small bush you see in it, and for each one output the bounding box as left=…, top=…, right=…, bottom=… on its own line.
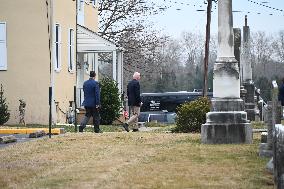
left=0, top=84, right=10, bottom=125
left=100, top=78, right=122, bottom=125
left=173, top=97, right=210, bottom=133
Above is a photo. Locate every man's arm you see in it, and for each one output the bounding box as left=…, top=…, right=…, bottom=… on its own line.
left=127, top=82, right=129, bottom=98
left=95, top=82, right=100, bottom=107
left=135, top=82, right=141, bottom=105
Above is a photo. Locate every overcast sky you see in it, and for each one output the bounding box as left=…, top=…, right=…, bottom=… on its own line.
left=150, top=0, right=284, bottom=38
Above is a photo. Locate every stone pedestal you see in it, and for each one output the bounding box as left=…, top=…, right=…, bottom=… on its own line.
left=201, top=98, right=252, bottom=144
left=243, top=81, right=255, bottom=121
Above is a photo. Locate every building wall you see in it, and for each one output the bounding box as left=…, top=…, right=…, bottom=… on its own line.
left=84, top=1, right=99, bottom=32
left=53, top=0, right=77, bottom=123
left=0, top=0, right=101, bottom=125
left=0, top=0, right=50, bottom=125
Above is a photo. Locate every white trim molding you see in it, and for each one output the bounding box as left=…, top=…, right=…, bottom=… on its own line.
left=54, top=23, right=61, bottom=72
left=0, top=22, right=7, bottom=71
left=68, top=28, right=75, bottom=73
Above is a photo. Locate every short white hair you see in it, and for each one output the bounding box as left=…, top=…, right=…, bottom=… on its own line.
left=133, top=72, right=140, bottom=79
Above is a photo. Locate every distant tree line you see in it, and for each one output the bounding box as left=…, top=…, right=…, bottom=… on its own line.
left=250, top=31, right=284, bottom=102
left=98, top=0, right=284, bottom=102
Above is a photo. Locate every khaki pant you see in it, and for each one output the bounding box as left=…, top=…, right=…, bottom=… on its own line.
left=127, top=106, right=140, bottom=129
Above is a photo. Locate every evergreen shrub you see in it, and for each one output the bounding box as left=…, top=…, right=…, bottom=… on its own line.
left=173, top=97, right=210, bottom=133
left=100, top=78, right=122, bottom=125
left=0, top=84, right=10, bottom=125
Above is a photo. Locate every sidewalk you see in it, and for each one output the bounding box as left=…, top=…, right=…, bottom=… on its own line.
left=0, top=128, right=64, bottom=135
left=138, top=126, right=160, bottom=132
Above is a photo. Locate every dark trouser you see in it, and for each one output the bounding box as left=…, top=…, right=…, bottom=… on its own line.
left=79, top=107, right=100, bottom=133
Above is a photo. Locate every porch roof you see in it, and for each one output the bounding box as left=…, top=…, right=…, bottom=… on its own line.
left=77, top=25, right=120, bottom=52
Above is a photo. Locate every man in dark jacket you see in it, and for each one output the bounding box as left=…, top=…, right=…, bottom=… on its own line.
left=123, top=72, right=142, bottom=132
left=279, top=77, right=284, bottom=106
left=79, top=71, right=101, bottom=133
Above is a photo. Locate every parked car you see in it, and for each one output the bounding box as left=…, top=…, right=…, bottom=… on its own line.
left=138, top=91, right=213, bottom=123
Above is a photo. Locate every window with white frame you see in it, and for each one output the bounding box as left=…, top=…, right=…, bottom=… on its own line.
left=68, top=29, right=75, bottom=72
left=54, top=23, right=61, bottom=71
left=0, top=22, right=7, bottom=71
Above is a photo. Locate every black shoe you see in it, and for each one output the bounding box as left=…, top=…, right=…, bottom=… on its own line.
left=94, top=126, right=102, bottom=133
left=132, top=129, right=139, bottom=132
left=79, top=126, right=84, bottom=132
left=94, top=129, right=102, bottom=133
left=123, top=123, right=129, bottom=132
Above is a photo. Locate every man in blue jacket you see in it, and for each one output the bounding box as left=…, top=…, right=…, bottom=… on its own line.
left=123, top=72, right=142, bottom=132
left=79, top=71, right=101, bottom=133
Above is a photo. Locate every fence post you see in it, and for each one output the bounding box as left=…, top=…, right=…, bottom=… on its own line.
left=74, top=86, right=77, bottom=132
left=49, top=87, right=52, bottom=138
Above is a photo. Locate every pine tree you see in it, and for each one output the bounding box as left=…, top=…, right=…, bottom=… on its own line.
left=0, top=84, right=10, bottom=125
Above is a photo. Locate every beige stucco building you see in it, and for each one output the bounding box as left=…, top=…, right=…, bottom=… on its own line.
left=0, top=0, right=123, bottom=125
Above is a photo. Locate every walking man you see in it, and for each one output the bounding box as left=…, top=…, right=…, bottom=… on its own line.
left=79, top=71, right=101, bottom=133
left=123, top=72, right=142, bottom=132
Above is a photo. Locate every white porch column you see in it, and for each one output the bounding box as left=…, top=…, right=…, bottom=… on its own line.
left=77, top=53, right=85, bottom=107
left=88, top=53, right=94, bottom=71
left=112, top=51, right=117, bottom=81
left=94, top=52, right=99, bottom=80
left=117, top=51, right=123, bottom=93
left=77, top=53, right=85, bottom=88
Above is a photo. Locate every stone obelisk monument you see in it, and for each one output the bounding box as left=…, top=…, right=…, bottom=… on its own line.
left=201, top=0, right=252, bottom=144
left=241, top=16, right=255, bottom=121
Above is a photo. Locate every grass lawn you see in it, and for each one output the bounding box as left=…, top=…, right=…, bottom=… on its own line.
left=0, top=128, right=273, bottom=189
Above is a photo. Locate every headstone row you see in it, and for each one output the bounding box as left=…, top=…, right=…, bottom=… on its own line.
left=259, top=81, right=284, bottom=189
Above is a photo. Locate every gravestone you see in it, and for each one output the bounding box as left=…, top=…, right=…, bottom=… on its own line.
left=260, top=81, right=282, bottom=157
left=273, top=124, right=284, bottom=189
left=241, top=16, right=255, bottom=121
left=259, top=103, right=273, bottom=157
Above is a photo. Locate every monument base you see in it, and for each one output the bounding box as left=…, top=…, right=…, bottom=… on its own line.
left=243, top=82, right=256, bottom=121
left=202, top=121, right=252, bottom=144
left=259, top=143, right=273, bottom=158
left=201, top=98, right=253, bottom=144
left=245, top=106, right=255, bottom=121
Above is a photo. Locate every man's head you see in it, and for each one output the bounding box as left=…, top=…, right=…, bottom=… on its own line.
left=90, top=71, right=96, bottom=78
left=133, top=72, right=141, bottom=80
